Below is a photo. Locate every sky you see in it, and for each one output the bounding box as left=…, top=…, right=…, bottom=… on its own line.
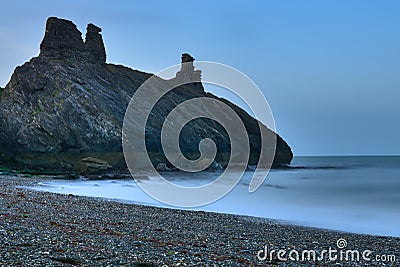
left=0, top=0, right=399, bottom=156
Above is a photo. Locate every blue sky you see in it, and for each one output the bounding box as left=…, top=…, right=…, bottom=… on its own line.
left=0, top=0, right=399, bottom=156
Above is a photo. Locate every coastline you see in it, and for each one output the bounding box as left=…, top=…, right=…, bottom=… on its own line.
left=1, top=175, right=399, bottom=266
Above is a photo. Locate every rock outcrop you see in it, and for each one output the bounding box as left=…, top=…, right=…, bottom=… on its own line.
left=39, top=17, right=106, bottom=64
left=85, top=23, right=106, bottom=64
left=74, top=157, right=112, bottom=175
left=0, top=17, right=293, bottom=173
left=175, top=53, right=202, bottom=83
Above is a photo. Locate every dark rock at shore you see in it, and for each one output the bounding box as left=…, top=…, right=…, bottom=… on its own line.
left=0, top=17, right=293, bottom=173
left=74, top=157, right=112, bottom=175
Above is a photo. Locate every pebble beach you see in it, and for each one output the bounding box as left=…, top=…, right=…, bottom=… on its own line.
left=0, top=175, right=399, bottom=266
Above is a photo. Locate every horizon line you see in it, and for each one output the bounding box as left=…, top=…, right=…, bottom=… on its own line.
left=294, top=154, right=400, bottom=157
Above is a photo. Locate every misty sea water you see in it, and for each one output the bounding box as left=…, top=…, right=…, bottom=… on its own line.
left=34, top=156, right=400, bottom=237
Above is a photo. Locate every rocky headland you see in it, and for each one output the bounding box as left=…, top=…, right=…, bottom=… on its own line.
left=0, top=17, right=292, bottom=175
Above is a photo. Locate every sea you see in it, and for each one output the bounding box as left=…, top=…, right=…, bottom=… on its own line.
left=33, top=156, right=400, bottom=237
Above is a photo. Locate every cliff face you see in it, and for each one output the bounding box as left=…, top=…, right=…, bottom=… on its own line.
left=0, top=17, right=292, bottom=172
